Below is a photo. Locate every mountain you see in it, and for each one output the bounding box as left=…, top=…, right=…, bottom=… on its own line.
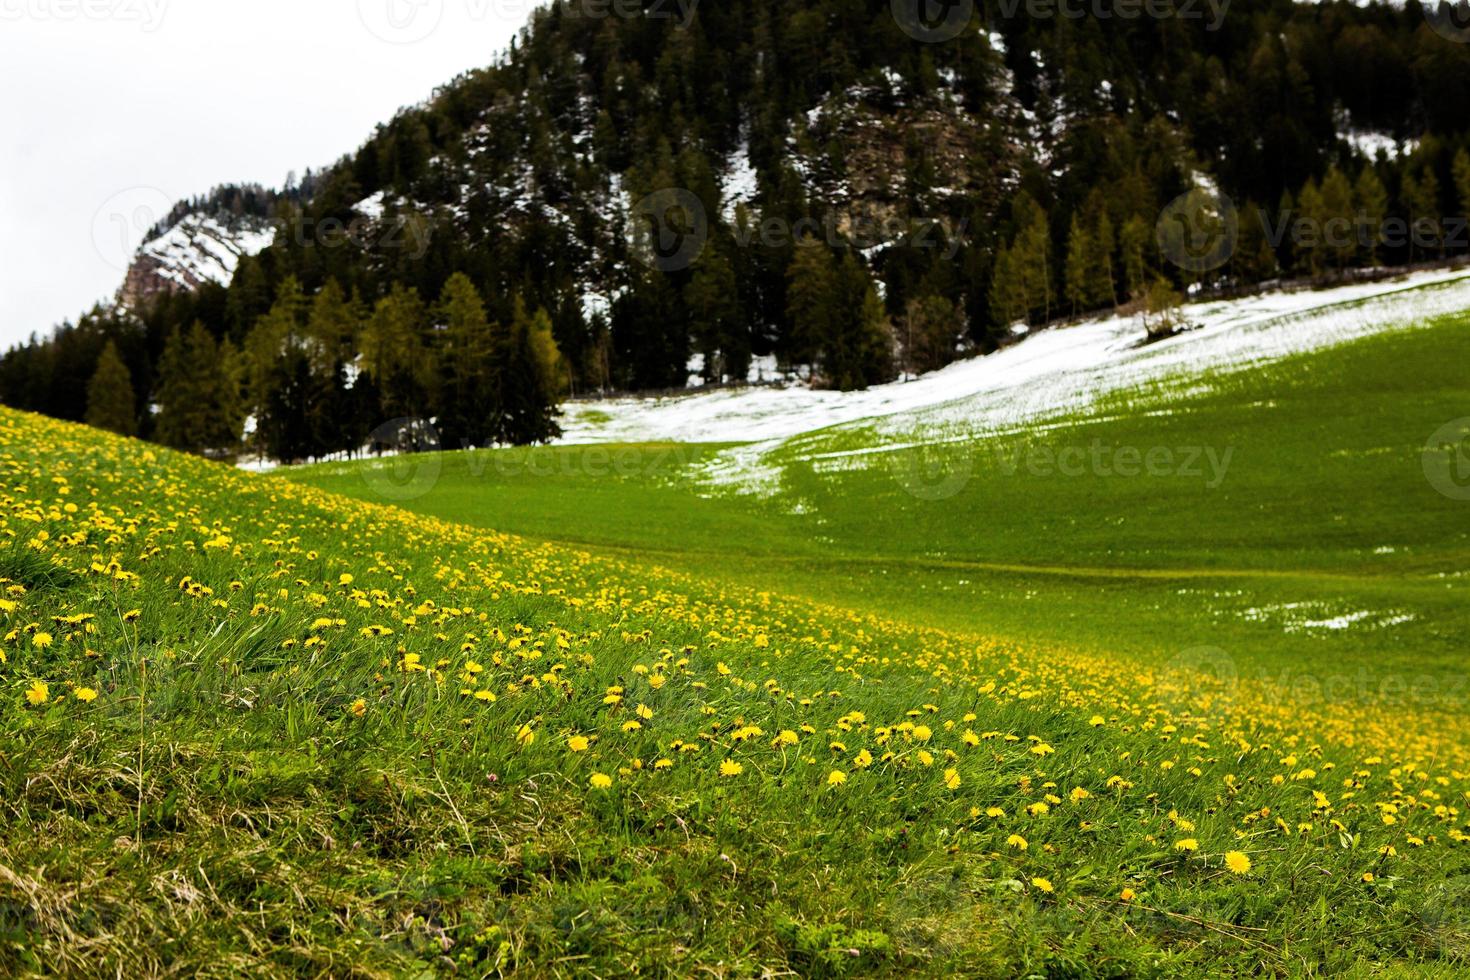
left=118, top=212, right=278, bottom=310
left=4, top=0, right=1470, bottom=456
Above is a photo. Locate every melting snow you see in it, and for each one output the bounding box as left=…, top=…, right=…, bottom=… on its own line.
left=554, top=268, right=1470, bottom=494
left=139, top=215, right=276, bottom=290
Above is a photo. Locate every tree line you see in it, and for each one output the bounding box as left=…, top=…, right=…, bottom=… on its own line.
left=6, top=0, right=1470, bottom=455
left=76, top=274, right=564, bottom=461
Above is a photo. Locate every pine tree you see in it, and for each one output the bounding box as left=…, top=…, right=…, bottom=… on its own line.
left=1353, top=167, right=1389, bottom=267
left=1010, top=193, right=1053, bottom=324
left=1319, top=166, right=1356, bottom=274
left=819, top=252, right=893, bottom=391
left=1120, top=216, right=1151, bottom=302
left=988, top=245, right=1026, bottom=328
left=243, top=278, right=316, bottom=462
left=1064, top=215, right=1095, bottom=317
left=1295, top=178, right=1326, bottom=279
left=84, top=340, right=136, bottom=437
left=685, top=246, right=744, bottom=383
left=494, top=297, right=565, bottom=445
left=900, top=295, right=964, bottom=375
left=155, top=323, right=242, bottom=456
left=435, top=273, right=496, bottom=448
left=1093, top=212, right=1118, bottom=308
left=1403, top=167, right=1442, bottom=261
left=1455, top=148, right=1470, bottom=223
left=305, top=279, right=361, bottom=456
left=360, top=284, right=433, bottom=421
left=785, top=237, right=838, bottom=369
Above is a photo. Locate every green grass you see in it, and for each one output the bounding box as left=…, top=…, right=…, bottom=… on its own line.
left=292, top=311, right=1470, bottom=716
left=3, top=309, right=1469, bottom=977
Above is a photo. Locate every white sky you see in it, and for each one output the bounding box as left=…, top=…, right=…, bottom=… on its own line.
left=0, top=0, right=534, bottom=349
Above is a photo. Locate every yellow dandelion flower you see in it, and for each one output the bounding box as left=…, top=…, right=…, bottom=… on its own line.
left=828, top=770, right=848, bottom=787
left=1174, top=838, right=1199, bottom=852
left=719, top=760, right=744, bottom=777
left=944, top=768, right=962, bottom=790
left=1006, top=834, right=1028, bottom=850
left=25, top=680, right=50, bottom=705
left=32, top=632, right=53, bottom=649
left=589, top=773, right=613, bottom=789
left=73, top=687, right=98, bottom=703
left=1224, top=851, right=1252, bottom=874
left=1031, top=877, right=1054, bottom=894
left=568, top=735, right=590, bottom=752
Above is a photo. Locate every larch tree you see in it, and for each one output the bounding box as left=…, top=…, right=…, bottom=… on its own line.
left=85, top=340, right=136, bottom=437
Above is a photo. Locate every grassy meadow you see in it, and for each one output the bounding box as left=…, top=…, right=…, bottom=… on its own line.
left=0, top=311, right=1468, bottom=976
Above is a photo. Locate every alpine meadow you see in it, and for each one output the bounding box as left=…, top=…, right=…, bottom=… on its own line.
left=4, top=0, right=1470, bottom=977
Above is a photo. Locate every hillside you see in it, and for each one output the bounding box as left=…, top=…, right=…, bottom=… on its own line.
left=4, top=382, right=1470, bottom=973
left=5, top=0, right=1470, bottom=458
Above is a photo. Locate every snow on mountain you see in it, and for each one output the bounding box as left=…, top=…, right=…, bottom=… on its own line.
left=553, top=267, right=1470, bottom=493
left=119, top=214, right=276, bottom=307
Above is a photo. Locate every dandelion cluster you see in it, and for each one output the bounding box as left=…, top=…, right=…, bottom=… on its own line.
left=1, top=406, right=1467, bottom=954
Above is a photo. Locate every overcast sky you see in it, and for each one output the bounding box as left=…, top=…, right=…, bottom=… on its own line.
left=0, top=0, right=533, bottom=349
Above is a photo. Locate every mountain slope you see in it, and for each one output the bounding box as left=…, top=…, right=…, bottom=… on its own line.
left=6, top=401, right=1470, bottom=974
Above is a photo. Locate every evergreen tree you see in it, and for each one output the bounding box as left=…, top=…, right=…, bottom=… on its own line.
left=1353, top=167, right=1389, bottom=266
left=243, top=278, right=317, bottom=462
left=494, top=297, right=565, bottom=445
left=820, top=252, right=893, bottom=391
left=1010, top=193, right=1053, bottom=324
left=1454, top=148, right=1470, bottom=223
left=785, top=238, right=838, bottom=369
left=1295, top=178, right=1326, bottom=279
left=899, top=295, right=964, bottom=376
left=360, top=284, right=434, bottom=422
left=1319, top=166, right=1356, bottom=275
left=1064, top=215, right=1096, bottom=317
left=304, top=279, right=361, bottom=456
left=685, top=246, right=744, bottom=383
left=1403, top=167, right=1442, bottom=261
left=1093, top=212, right=1118, bottom=308
left=155, top=323, right=243, bottom=456
left=84, top=340, right=136, bottom=437
left=988, top=245, right=1027, bottom=328
left=435, top=272, right=496, bottom=448
left=1120, top=215, right=1151, bottom=302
